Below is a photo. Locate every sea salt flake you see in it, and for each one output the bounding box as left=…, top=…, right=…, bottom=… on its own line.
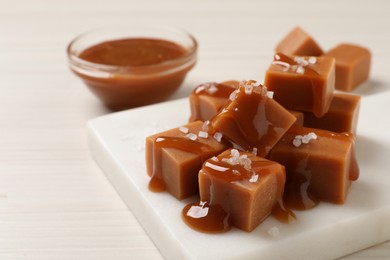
left=213, top=132, right=223, bottom=142
left=293, top=138, right=302, bottom=147
left=268, top=226, right=280, bottom=237
left=202, top=120, right=210, bottom=131
left=229, top=90, right=238, bottom=101
left=211, top=156, right=219, bottom=162
left=249, top=174, right=259, bottom=183
left=195, top=86, right=205, bottom=94
left=187, top=204, right=209, bottom=219
left=294, top=56, right=304, bottom=64
left=267, top=91, right=274, bottom=99
left=308, top=56, right=317, bottom=64
left=251, top=148, right=258, bottom=155
left=244, top=84, right=253, bottom=95
left=186, top=133, right=197, bottom=141
left=156, top=137, right=165, bottom=142
left=232, top=169, right=240, bottom=175
left=296, top=66, right=305, bottom=74
left=179, top=126, right=189, bottom=134
left=231, top=149, right=240, bottom=158
left=198, top=131, right=209, bottom=139
left=207, top=84, right=218, bottom=94
left=307, top=132, right=318, bottom=140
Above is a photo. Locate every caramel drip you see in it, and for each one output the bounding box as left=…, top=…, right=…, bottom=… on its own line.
left=272, top=200, right=296, bottom=223
left=149, top=136, right=213, bottom=192
left=283, top=155, right=320, bottom=210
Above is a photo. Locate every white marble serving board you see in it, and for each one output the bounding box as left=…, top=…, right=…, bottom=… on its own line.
left=87, top=95, right=390, bottom=260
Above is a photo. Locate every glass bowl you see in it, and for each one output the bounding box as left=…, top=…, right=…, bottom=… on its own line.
left=67, top=25, right=198, bottom=110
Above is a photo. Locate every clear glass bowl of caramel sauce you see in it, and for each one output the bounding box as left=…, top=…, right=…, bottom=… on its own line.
left=67, top=26, right=198, bottom=110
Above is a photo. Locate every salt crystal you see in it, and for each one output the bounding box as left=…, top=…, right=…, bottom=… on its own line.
left=213, top=132, right=223, bottom=142
left=307, top=132, right=318, bottom=140
left=244, top=84, right=253, bottom=95
left=198, top=131, right=209, bottom=139
left=251, top=148, right=258, bottom=155
left=296, top=66, right=305, bottom=74
left=249, top=174, right=259, bottom=183
left=231, top=149, right=240, bottom=158
left=207, top=84, right=218, bottom=94
left=229, top=90, right=237, bottom=101
left=156, top=137, right=165, bottom=142
left=186, top=133, right=197, bottom=141
left=261, top=85, right=268, bottom=96
left=274, top=54, right=280, bottom=60
left=202, top=120, right=210, bottom=131
left=294, top=56, right=304, bottom=64
left=179, top=126, right=189, bottom=134
left=234, top=108, right=238, bottom=112
left=211, top=156, right=219, bottom=162
left=232, top=169, right=240, bottom=175
left=268, top=226, right=280, bottom=237
left=195, top=86, right=205, bottom=94
left=239, top=155, right=252, bottom=171
left=267, top=91, right=274, bottom=99
left=187, top=204, right=209, bottom=219
left=308, top=56, right=317, bottom=64
left=293, top=138, right=302, bottom=147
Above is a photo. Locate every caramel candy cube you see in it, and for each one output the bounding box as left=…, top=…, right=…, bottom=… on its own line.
left=275, top=27, right=323, bottom=56
left=303, top=93, right=361, bottom=135
left=145, top=121, right=228, bottom=200
left=269, top=127, right=359, bottom=209
left=264, top=53, right=335, bottom=117
left=211, top=80, right=296, bottom=157
left=323, top=43, right=371, bottom=91
left=289, top=110, right=304, bottom=127
left=189, top=81, right=238, bottom=122
left=198, top=149, right=286, bottom=232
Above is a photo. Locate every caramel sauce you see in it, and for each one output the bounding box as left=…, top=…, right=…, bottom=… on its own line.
left=79, top=38, right=187, bottom=67
left=189, top=82, right=236, bottom=122
left=272, top=200, right=296, bottom=223
left=149, top=136, right=213, bottom=192
left=72, top=38, right=195, bottom=110
left=182, top=202, right=230, bottom=233
left=282, top=155, right=321, bottom=210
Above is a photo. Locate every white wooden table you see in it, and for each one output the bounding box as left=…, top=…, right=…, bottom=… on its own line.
left=0, top=0, right=389, bottom=258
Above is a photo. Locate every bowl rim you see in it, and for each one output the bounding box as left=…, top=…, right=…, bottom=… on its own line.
left=66, top=25, right=198, bottom=74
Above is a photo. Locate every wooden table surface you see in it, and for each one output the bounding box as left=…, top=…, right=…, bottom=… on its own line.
left=1, top=0, right=389, bottom=259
